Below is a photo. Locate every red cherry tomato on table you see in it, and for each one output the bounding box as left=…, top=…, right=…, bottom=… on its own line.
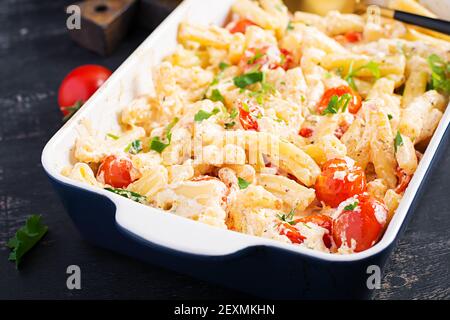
left=316, top=85, right=362, bottom=115
left=333, top=194, right=387, bottom=252
left=58, top=65, right=112, bottom=120
left=229, top=19, right=258, bottom=34
left=315, top=158, right=367, bottom=208
left=238, top=101, right=260, bottom=131
left=97, top=155, right=137, bottom=188
left=295, top=214, right=333, bottom=248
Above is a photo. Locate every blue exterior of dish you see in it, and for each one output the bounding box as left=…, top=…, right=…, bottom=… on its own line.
left=44, top=124, right=449, bottom=299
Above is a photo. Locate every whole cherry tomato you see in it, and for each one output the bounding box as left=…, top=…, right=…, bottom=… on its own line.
left=229, top=18, right=258, bottom=34
left=295, top=214, right=333, bottom=248
left=333, top=193, right=387, bottom=252
left=317, top=85, right=362, bottom=114
left=238, top=101, right=260, bottom=131
left=58, top=65, right=112, bottom=120
left=315, top=158, right=367, bottom=208
left=97, top=155, right=137, bottom=188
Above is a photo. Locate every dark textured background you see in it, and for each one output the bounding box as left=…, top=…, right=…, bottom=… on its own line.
left=0, top=0, right=449, bottom=300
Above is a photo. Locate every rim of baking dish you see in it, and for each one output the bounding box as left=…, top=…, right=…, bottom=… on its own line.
left=42, top=0, right=450, bottom=262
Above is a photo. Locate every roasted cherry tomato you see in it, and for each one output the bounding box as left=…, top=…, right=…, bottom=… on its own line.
left=299, top=127, right=313, bottom=138
left=58, top=65, right=112, bottom=120
left=395, top=167, right=412, bottom=194
left=333, top=193, right=387, bottom=252
left=278, top=222, right=306, bottom=244
left=295, top=214, right=333, bottom=248
left=316, top=85, right=362, bottom=114
left=238, top=101, right=260, bottom=131
left=97, top=155, right=136, bottom=188
left=344, top=31, right=363, bottom=43
left=229, top=18, right=257, bottom=34
left=315, top=158, right=366, bottom=208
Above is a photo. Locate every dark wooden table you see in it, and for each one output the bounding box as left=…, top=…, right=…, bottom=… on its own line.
left=0, top=0, right=449, bottom=300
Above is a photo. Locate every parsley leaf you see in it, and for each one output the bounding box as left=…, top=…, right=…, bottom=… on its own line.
left=219, top=62, right=230, bottom=71
left=149, top=117, right=179, bottom=153
left=229, top=108, right=238, bottom=119
left=427, top=54, right=450, bottom=94
left=344, top=201, right=359, bottom=211
left=287, top=21, right=294, bottom=31
left=125, top=139, right=143, bottom=154
left=224, top=121, right=236, bottom=129
left=247, top=50, right=264, bottom=65
left=194, top=107, right=220, bottom=122
left=277, top=209, right=296, bottom=225
left=238, top=177, right=250, bottom=189
left=105, top=188, right=147, bottom=204
left=344, top=61, right=380, bottom=90
left=106, top=133, right=119, bottom=140
left=233, top=71, right=264, bottom=88
left=394, top=131, right=404, bottom=152
left=322, top=94, right=352, bottom=115
left=7, top=215, right=48, bottom=268
left=387, top=114, right=393, bottom=120
left=209, top=89, right=225, bottom=103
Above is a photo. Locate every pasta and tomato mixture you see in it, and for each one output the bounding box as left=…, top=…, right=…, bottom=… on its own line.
left=63, top=0, right=450, bottom=254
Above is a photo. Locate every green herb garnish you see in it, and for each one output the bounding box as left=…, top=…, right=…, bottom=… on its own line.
left=149, top=117, right=179, bottom=153
left=219, top=62, right=230, bottom=71
left=238, top=177, right=250, bottom=189
left=194, top=107, right=220, bottom=122
left=233, top=71, right=264, bottom=88
left=344, top=201, right=359, bottom=211
left=344, top=61, right=380, bottom=90
left=224, top=121, right=236, bottom=129
left=229, top=108, right=238, bottom=119
left=125, top=139, right=143, bottom=154
left=387, top=114, right=393, bottom=120
left=287, top=21, right=294, bottom=31
left=105, top=188, right=147, bottom=204
left=277, top=209, right=296, bottom=225
left=106, top=133, right=119, bottom=140
left=7, top=215, right=48, bottom=268
left=322, top=93, right=351, bottom=115
left=209, top=89, right=225, bottom=103
left=427, top=54, right=450, bottom=94
left=394, top=131, right=403, bottom=152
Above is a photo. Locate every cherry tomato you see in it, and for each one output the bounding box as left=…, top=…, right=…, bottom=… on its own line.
left=238, top=101, right=260, bottom=131
left=299, top=127, right=313, bottom=138
left=58, top=65, right=112, bottom=119
left=344, top=31, right=363, bottom=43
left=333, top=194, right=387, bottom=252
left=395, top=167, right=411, bottom=194
left=239, top=46, right=294, bottom=72
left=295, top=214, right=333, bottom=248
left=278, top=222, right=305, bottom=244
left=229, top=18, right=258, bottom=34
left=279, top=48, right=294, bottom=70
left=315, top=158, right=367, bottom=208
left=316, top=85, right=362, bottom=114
left=97, top=155, right=136, bottom=188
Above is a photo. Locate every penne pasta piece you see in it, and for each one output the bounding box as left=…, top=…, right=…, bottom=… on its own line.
left=395, top=134, right=418, bottom=175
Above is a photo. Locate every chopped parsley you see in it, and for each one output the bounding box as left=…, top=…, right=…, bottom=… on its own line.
left=209, top=89, right=225, bottom=103
left=7, top=215, right=48, bottom=268
left=394, top=131, right=404, bottom=152
left=287, top=21, right=294, bottom=31
left=277, top=209, right=296, bottom=225
left=149, top=117, right=179, bottom=153
left=427, top=54, right=450, bottom=94
left=322, top=93, right=351, bottom=115
left=233, top=71, right=264, bottom=88
left=106, top=133, right=119, bottom=140
left=247, top=50, right=264, bottom=65
left=238, top=177, right=250, bottom=189
left=105, top=188, right=147, bottom=204
left=344, top=201, right=359, bottom=211
left=194, top=107, right=220, bottom=122
left=125, top=139, right=143, bottom=154
left=229, top=108, right=238, bottom=119
left=387, top=114, right=393, bottom=120
left=219, top=62, right=230, bottom=71
left=344, top=61, right=380, bottom=90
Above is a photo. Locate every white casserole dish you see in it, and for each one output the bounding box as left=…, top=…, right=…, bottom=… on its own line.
left=41, top=0, right=450, bottom=298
